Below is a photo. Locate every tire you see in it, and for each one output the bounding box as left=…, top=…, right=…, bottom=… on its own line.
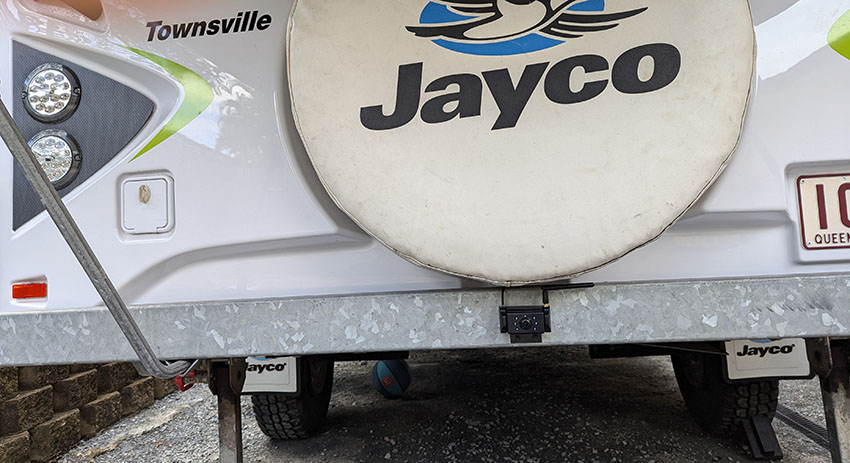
left=671, top=351, right=779, bottom=437
left=251, top=357, right=334, bottom=440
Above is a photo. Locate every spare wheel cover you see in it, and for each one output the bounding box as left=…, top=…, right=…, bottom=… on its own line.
left=287, top=0, right=755, bottom=285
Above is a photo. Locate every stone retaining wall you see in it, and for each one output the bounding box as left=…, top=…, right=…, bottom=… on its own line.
left=0, top=364, right=178, bottom=462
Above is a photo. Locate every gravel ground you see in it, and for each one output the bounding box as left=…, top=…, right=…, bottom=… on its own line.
left=60, top=347, right=830, bottom=463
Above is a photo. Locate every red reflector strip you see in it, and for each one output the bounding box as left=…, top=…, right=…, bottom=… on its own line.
left=12, top=283, right=47, bottom=299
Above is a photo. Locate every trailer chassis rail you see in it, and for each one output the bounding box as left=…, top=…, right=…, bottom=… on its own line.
left=0, top=273, right=848, bottom=365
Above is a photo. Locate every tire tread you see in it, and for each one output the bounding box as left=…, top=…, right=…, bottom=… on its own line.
left=252, top=393, right=312, bottom=439
left=250, top=359, right=334, bottom=440
left=672, top=352, right=779, bottom=437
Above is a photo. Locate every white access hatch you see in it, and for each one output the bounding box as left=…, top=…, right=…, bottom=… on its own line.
left=120, top=175, right=174, bottom=235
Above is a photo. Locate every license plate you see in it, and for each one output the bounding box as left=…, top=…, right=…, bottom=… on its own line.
left=724, top=339, right=810, bottom=381
left=242, top=356, right=299, bottom=394
left=797, top=174, right=850, bottom=250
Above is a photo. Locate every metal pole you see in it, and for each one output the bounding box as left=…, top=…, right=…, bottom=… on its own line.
left=210, top=360, right=246, bottom=463
left=820, top=340, right=850, bottom=463
left=0, top=98, right=192, bottom=379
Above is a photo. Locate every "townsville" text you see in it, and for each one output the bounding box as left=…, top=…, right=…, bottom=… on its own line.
left=146, top=11, right=273, bottom=42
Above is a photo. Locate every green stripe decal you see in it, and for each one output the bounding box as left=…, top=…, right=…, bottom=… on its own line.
left=122, top=46, right=214, bottom=161
left=829, top=10, right=850, bottom=60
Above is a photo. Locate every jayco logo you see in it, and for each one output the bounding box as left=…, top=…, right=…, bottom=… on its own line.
left=407, top=0, right=646, bottom=56
left=247, top=363, right=287, bottom=374
left=360, top=0, right=679, bottom=132
left=736, top=344, right=796, bottom=358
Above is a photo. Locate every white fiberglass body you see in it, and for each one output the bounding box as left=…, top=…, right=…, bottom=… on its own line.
left=1, top=0, right=849, bottom=313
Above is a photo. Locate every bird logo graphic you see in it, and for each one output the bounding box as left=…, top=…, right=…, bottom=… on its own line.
left=408, top=0, right=647, bottom=56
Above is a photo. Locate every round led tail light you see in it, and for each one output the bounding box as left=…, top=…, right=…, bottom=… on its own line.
left=22, top=63, right=80, bottom=123
left=28, top=130, right=82, bottom=189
